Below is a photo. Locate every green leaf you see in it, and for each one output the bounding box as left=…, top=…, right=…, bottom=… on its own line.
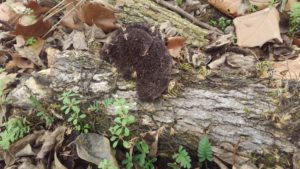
left=172, top=146, right=191, bottom=169
left=127, top=116, right=135, bottom=124
left=123, top=140, right=130, bottom=149
left=110, top=136, right=118, bottom=141
left=116, top=127, right=123, bottom=135
left=72, top=106, right=80, bottom=114
left=124, top=128, right=130, bottom=137
left=73, top=119, right=78, bottom=125
left=112, top=140, right=119, bottom=148
left=79, top=114, right=86, bottom=119
left=67, top=117, right=73, bottom=122
left=114, top=117, right=122, bottom=124
left=198, top=134, right=213, bottom=162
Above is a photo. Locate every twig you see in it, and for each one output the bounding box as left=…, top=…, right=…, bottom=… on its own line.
left=154, top=0, right=224, bottom=35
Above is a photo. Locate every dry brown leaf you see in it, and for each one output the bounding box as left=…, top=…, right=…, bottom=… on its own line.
left=12, top=17, right=52, bottom=38
left=208, top=0, right=242, bottom=17
left=208, top=0, right=270, bottom=17
left=36, top=126, right=66, bottom=159
left=166, top=37, right=186, bottom=58
left=273, top=55, right=300, bottom=80
left=14, top=38, right=46, bottom=68
left=233, top=7, right=282, bottom=47
left=61, top=0, right=85, bottom=30
left=78, top=2, right=118, bottom=33
left=5, top=53, right=34, bottom=70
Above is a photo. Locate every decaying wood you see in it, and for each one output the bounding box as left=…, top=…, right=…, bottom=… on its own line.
left=7, top=51, right=299, bottom=166
left=111, top=0, right=209, bottom=47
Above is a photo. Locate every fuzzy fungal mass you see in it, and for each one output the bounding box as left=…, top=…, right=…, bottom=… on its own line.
left=100, top=23, right=172, bottom=102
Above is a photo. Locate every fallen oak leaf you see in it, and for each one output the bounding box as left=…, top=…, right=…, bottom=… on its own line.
left=78, top=2, right=118, bottom=33
left=166, top=36, right=186, bottom=59
left=12, top=17, right=52, bottom=38
left=233, top=7, right=282, bottom=47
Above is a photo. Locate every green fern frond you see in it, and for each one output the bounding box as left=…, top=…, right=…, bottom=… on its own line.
left=198, top=134, right=213, bottom=162
left=172, top=146, right=191, bottom=169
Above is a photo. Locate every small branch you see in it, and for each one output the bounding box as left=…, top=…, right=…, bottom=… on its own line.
left=154, top=0, right=224, bottom=35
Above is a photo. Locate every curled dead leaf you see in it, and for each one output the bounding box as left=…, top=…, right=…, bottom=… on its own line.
left=78, top=2, right=118, bottom=33
left=166, top=36, right=186, bottom=58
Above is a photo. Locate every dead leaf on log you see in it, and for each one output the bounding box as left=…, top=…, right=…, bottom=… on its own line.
left=166, top=36, right=186, bottom=58
left=78, top=2, right=118, bottom=33
left=5, top=53, right=34, bottom=70
left=233, top=7, right=282, bottom=47
left=14, top=38, right=46, bottom=68
left=273, top=55, right=300, bottom=80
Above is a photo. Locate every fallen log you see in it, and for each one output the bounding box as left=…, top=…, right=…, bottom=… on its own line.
left=7, top=50, right=299, bottom=167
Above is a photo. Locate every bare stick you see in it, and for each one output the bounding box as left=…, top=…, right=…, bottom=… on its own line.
left=154, top=0, right=224, bottom=35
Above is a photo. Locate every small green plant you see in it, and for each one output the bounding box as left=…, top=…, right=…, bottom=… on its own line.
left=168, top=145, right=192, bottom=169
left=108, top=98, right=135, bottom=148
left=256, top=61, right=272, bottom=78
left=209, top=17, right=232, bottom=31
left=176, top=0, right=185, bottom=6
left=88, top=101, right=101, bottom=112
left=25, top=37, right=37, bottom=46
left=249, top=4, right=258, bottom=12
left=98, top=159, right=118, bottom=169
left=122, top=152, right=134, bottom=169
left=0, top=117, right=30, bottom=150
left=133, top=141, right=156, bottom=169
left=59, top=90, right=90, bottom=133
left=289, top=3, right=300, bottom=34
left=198, top=134, right=213, bottom=163
left=30, top=95, right=54, bottom=128
left=218, top=17, right=232, bottom=31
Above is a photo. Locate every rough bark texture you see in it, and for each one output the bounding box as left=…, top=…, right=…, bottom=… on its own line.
left=7, top=51, right=299, bottom=166
left=112, top=0, right=209, bottom=47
